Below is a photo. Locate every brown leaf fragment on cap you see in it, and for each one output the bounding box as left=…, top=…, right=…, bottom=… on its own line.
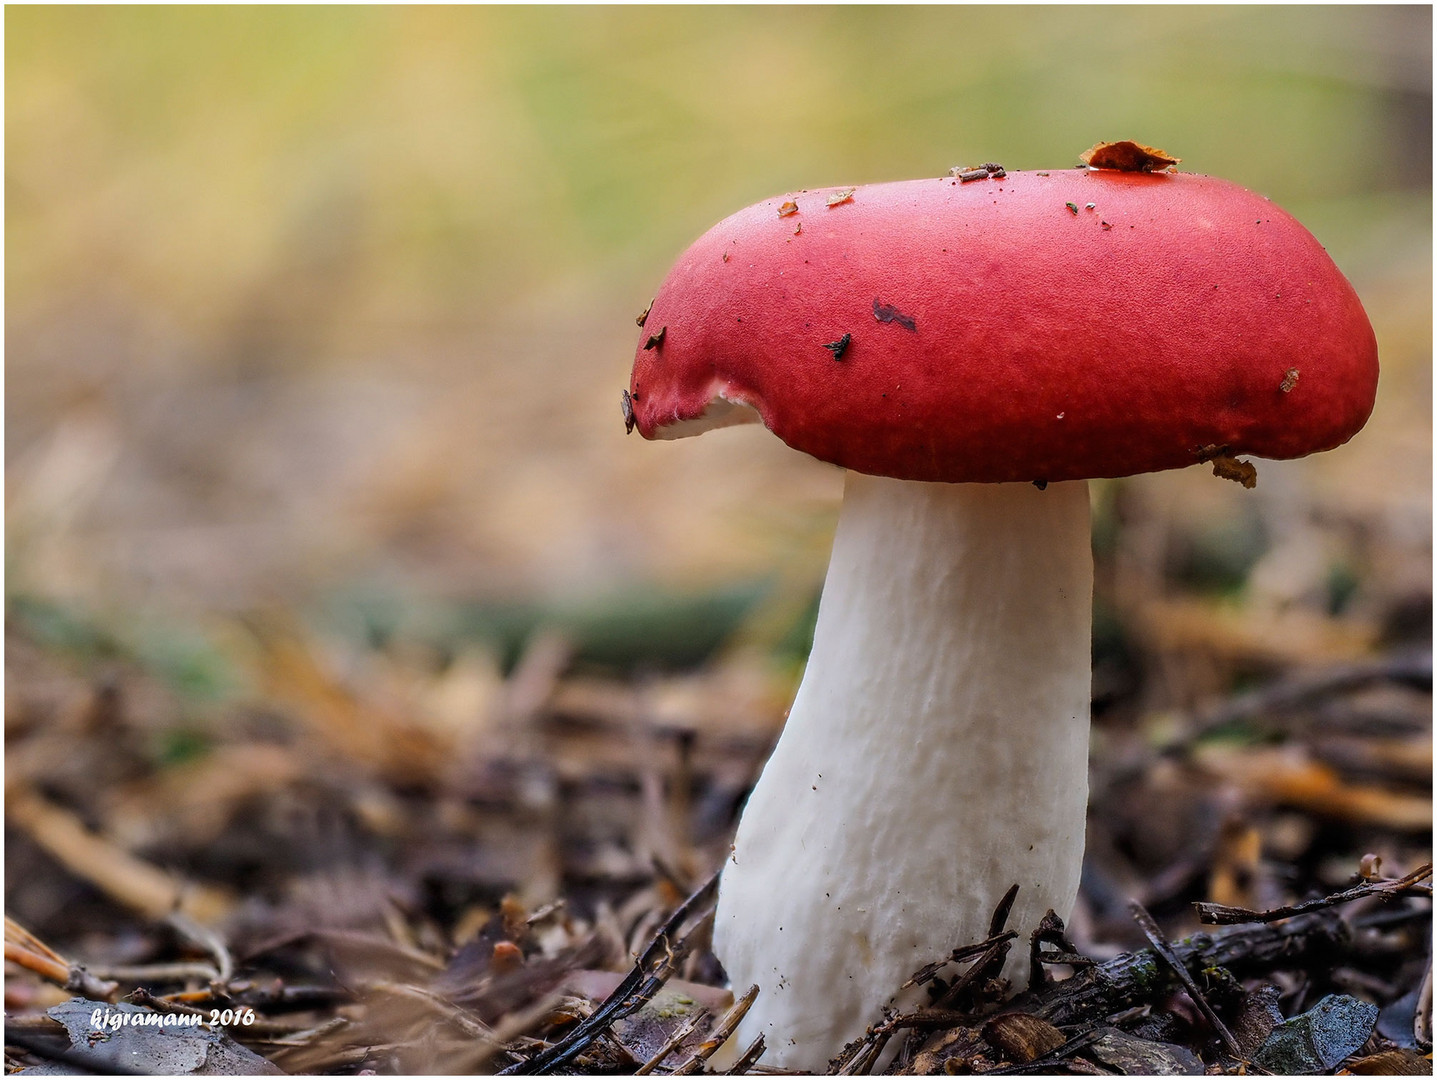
left=644, top=326, right=666, bottom=350
left=1211, top=454, right=1258, bottom=488
left=636, top=300, right=652, bottom=328
left=827, top=188, right=855, bottom=207
left=1080, top=140, right=1182, bottom=172
left=957, top=168, right=991, bottom=183
left=982, top=1013, right=1066, bottom=1064
left=777, top=200, right=799, bottom=218
left=1280, top=368, right=1300, bottom=393
left=621, top=389, right=635, bottom=434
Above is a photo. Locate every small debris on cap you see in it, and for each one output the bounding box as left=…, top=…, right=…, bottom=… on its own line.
left=827, top=188, right=856, bottom=207
left=822, top=333, right=852, bottom=360
left=621, top=389, right=635, bottom=434
left=636, top=300, right=652, bottom=328
left=872, top=298, right=917, bottom=332
left=1080, top=140, right=1181, bottom=172
left=1280, top=368, right=1300, bottom=393
left=1210, top=454, right=1258, bottom=489
left=952, top=163, right=1006, bottom=183
left=1065, top=202, right=1079, bottom=215
left=778, top=200, right=799, bottom=218
left=644, top=326, right=666, bottom=350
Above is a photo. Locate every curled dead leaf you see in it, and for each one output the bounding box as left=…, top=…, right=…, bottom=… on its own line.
left=1081, top=140, right=1181, bottom=172
left=982, top=1013, right=1066, bottom=1063
left=1211, top=454, right=1258, bottom=489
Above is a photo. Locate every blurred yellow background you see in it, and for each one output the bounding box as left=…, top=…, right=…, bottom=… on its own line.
left=6, top=5, right=1431, bottom=637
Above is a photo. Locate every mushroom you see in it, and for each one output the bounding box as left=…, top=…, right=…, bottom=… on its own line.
left=625, top=168, right=1378, bottom=1070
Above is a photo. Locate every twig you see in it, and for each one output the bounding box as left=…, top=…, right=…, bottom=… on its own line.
left=634, top=1008, right=709, bottom=1074
left=127, top=986, right=208, bottom=1017
left=671, top=984, right=759, bottom=1074
left=932, top=934, right=1014, bottom=1010
left=1035, top=905, right=1394, bottom=1026
left=989, top=883, right=1021, bottom=937
left=370, top=982, right=497, bottom=1043
left=6, top=786, right=231, bottom=923
left=728, top=1033, right=767, bottom=1074
left=1156, top=648, right=1432, bottom=762
left=1128, top=900, right=1242, bottom=1056
left=903, top=930, right=1018, bottom=989
left=266, top=1015, right=353, bottom=1063
left=499, top=868, right=720, bottom=1074
left=4, top=917, right=119, bottom=1001
left=5, top=941, right=71, bottom=987
left=168, top=911, right=235, bottom=985
left=1195, top=863, right=1433, bottom=924
left=89, top=961, right=221, bottom=984
left=1027, top=909, right=1090, bottom=994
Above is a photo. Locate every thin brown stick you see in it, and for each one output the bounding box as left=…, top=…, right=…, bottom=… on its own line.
left=168, top=911, right=235, bottom=984
left=903, top=930, right=1018, bottom=989
left=1128, top=900, right=1242, bottom=1056
left=5, top=917, right=118, bottom=1000
left=500, top=868, right=720, bottom=1075
left=634, top=1008, right=709, bottom=1074
left=7, top=786, right=231, bottom=923
left=728, top=1033, right=767, bottom=1074
left=671, top=983, right=759, bottom=1075
left=1195, top=863, right=1433, bottom=924
left=89, top=961, right=221, bottom=983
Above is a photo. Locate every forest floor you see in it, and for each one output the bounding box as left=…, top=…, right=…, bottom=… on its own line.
left=4, top=484, right=1432, bottom=1075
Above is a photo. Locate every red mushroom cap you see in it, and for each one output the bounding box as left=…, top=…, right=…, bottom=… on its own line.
left=627, top=170, right=1378, bottom=483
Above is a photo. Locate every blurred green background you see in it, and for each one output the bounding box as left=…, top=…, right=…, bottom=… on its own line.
left=6, top=5, right=1431, bottom=672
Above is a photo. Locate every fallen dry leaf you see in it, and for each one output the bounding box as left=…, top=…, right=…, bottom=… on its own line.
left=1081, top=140, right=1181, bottom=172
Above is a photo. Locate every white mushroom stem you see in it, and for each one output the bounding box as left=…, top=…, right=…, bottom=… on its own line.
left=713, top=472, right=1093, bottom=1072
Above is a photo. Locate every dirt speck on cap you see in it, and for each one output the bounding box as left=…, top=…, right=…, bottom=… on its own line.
left=872, top=299, right=917, bottom=332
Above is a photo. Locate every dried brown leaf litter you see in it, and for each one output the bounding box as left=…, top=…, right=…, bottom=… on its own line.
left=1080, top=140, right=1182, bottom=172
left=4, top=475, right=1429, bottom=1074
